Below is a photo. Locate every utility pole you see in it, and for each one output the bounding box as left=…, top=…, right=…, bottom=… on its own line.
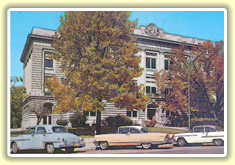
left=188, top=56, right=191, bottom=133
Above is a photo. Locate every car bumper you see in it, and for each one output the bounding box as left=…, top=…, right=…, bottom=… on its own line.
left=59, top=142, right=86, bottom=148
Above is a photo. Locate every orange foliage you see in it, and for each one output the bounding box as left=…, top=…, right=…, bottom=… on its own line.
left=154, top=41, right=224, bottom=120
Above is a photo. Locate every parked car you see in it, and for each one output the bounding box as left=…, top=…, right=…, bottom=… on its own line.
left=175, top=125, right=224, bottom=146
left=10, top=125, right=85, bottom=154
left=94, top=126, right=175, bottom=150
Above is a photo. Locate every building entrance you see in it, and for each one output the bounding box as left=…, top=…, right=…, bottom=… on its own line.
left=147, top=104, right=158, bottom=120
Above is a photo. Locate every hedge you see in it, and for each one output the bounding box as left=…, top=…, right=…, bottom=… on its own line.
left=102, top=115, right=133, bottom=127
left=56, top=119, right=68, bottom=126
left=68, top=126, right=118, bottom=136
left=190, top=118, right=224, bottom=130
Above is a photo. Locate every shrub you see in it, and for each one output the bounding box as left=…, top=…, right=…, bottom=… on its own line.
left=69, top=111, right=87, bottom=128
left=68, top=126, right=118, bottom=136
left=102, top=115, right=133, bottom=127
left=56, top=119, right=68, bottom=126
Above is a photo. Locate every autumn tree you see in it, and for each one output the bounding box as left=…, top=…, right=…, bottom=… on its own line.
left=154, top=41, right=224, bottom=121
left=46, top=11, right=150, bottom=134
left=10, top=76, right=26, bottom=128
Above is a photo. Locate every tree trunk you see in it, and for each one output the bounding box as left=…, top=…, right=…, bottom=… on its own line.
left=95, top=110, right=102, bottom=135
left=37, top=116, right=42, bottom=125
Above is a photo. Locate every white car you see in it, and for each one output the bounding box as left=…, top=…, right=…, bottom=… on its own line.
left=175, top=125, right=224, bottom=146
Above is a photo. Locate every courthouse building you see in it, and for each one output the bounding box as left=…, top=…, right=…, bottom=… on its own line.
left=20, top=23, right=205, bottom=128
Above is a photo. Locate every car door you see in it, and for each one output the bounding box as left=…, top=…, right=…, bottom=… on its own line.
left=201, top=127, right=217, bottom=143
left=112, top=127, right=131, bottom=146
left=21, top=127, right=35, bottom=149
left=127, top=128, right=142, bottom=145
left=33, top=127, right=47, bottom=149
left=187, top=127, right=204, bottom=143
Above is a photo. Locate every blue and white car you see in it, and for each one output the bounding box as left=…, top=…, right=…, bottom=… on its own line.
left=10, top=125, right=85, bottom=154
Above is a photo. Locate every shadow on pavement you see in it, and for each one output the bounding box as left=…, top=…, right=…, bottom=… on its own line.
left=11, top=149, right=86, bottom=154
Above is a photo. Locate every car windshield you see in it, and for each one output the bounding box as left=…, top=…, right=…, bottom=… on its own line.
left=52, top=126, right=67, bottom=133
left=141, top=128, right=149, bottom=133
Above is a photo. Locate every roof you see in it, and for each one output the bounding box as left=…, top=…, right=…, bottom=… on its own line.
left=20, top=28, right=56, bottom=63
left=20, top=25, right=207, bottom=63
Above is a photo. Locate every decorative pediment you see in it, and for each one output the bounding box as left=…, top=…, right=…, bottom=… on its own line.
left=144, top=23, right=160, bottom=37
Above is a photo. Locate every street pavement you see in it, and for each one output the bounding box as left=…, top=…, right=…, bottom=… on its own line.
left=75, top=138, right=96, bottom=152
left=74, top=138, right=224, bottom=155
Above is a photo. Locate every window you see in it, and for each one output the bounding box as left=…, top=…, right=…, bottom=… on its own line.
left=146, top=51, right=158, bottom=56
left=52, top=126, right=67, bottom=133
left=30, top=128, right=36, bottom=134
left=140, top=128, right=149, bottom=133
left=48, top=116, right=52, bottom=124
left=90, top=111, right=96, bottom=116
left=146, top=57, right=150, bottom=68
left=165, top=59, right=169, bottom=70
left=45, top=59, right=53, bottom=68
left=151, top=87, right=156, bottom=94
left=194, top=127, right=204, bottom=133
left=151, top=58, right=156, bottom=69
left=127, top=110, right=138, bottom=118
left=146, top=86, right=156, bottom=95
left=84, top=111, right=96, bottom=117
left=165, top=59, right=173, bottom=71
left=146, top=86, right=151, bottom=94
left=44, top=76, right=53, bottom=96
left=205, top=127, right=217, bottom=132
left=37, top=127, right=46, bottom=134
left=130, top=128, right=141, bottom=134
left=146, top=57, right=156, bottom=69
left=43, top=116, right=47, bottom=124
left=119, top=127, right=129, bottom=134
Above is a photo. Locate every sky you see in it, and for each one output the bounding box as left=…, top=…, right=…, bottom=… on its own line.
left=9, top=10, right=225, bottom=83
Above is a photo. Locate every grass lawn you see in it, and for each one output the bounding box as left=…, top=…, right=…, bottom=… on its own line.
left=146, top=126, right=188, bottom=134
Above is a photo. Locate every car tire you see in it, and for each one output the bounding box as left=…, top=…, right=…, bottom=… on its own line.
left=46, top=144, right=55, bottom=154
left=65, top=148, right=74, bottom=153
left=213, top=139, right=223, bottom=146
left=177, top=138, right=187, bottom=146
left=141, top=143, right=152, bottom=149
left=100, top=141, right=109, bottom=150
left=12, top=142, right=19, bottom=154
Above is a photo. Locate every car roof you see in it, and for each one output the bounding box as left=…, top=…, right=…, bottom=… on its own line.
left=26, top=125, right=64, bottom=129
left=193, top=125, right=217, bottom=128
left=119, top=126, right=143, bottom=129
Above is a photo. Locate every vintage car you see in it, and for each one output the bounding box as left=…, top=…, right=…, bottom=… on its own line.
left=10, top=125, right=85, bottom=154
left=94, top=126, right=175, bottom=150
left=175, top=125, right=224, bottom=146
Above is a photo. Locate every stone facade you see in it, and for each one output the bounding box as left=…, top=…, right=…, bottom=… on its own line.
left=20, top=24, right=205, bottom=129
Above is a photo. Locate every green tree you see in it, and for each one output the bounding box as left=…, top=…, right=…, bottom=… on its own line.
left=46, top=11, right=150, bottom=134
left=10, top=76, right=26, bottom=128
